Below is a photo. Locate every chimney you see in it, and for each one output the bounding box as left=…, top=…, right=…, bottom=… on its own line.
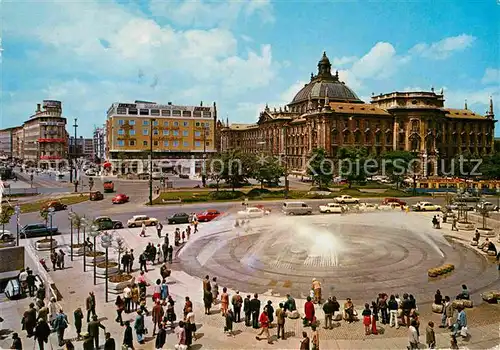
left=36, top=104, right=41, bottom=112
left=200, top=101, right=203, bottom=106
left=167, top=102, right=172, bottom=105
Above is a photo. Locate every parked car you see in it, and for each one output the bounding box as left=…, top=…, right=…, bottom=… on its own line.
left=318, top=203, right=344, bottom=213
left=103, top=181, right=114, bottom=193
left=334, top=195, right=360, bottom=204
left=85, top=169, right=96, bottom=176
left=282, top=202, right=313, bottom=215
left=381, top=197, right=407, bottom=206
left=89, top=191, right=104, bottom=201
left=127, top=215, right=158, bottom=228
left=112, top=194, right=129, bottom=204
left=0, top=232, right=16, bottom=247
left=41, top=200, right=67, bottom=212
left=359, top=203, right=378, bottom=212
left=476, top=201, right=499, bottom=212
left=412, top=202, right=441, bottom=212
left=196, top=210, right=222, bottom=222
left=94, top=216, right=123, bottom=230
left=167, top=212, right=191, bottom=224
left=20, top=223, right=59, bottom=238
left=445, top=202, right=475, bottom=211
left=237, top=207, right=269, bottom=219
left=179, top=174, right=190, bottom=179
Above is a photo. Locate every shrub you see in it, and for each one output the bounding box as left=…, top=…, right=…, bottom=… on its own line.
left=309, top=186, right=331, bottom=192
left=247, top=188, right=272, bottom=197
left=209, top=191, right=245, bottom=200
left=109, top=274, right=133, bottom=283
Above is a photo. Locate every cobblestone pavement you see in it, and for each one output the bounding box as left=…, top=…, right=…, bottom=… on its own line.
left=1, top=212, right=499, bottom=349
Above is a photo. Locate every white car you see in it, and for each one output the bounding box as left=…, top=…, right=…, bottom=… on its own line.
left=85, top=169, right=96, bottom=176
left=127, top=215, right=159, bottom=228
left=334, top=195, right=360, bottom=204
left=319, top=203, right=344, bottom=213
left=412, top=202, right=441, bottom=212
left=237, top=207, right=269, bottom=219
left=359, top=203, right=378, bottom=212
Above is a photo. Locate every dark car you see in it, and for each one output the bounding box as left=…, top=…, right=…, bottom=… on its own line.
left=89, top=191, right=104, bottom=201
left=94, top=216, right=124, bottom=230
left=20, top=224, right=58, bottom=239
left=167, top=212, right=190, bottom=224
left=41, top=200, right=67, bottom=211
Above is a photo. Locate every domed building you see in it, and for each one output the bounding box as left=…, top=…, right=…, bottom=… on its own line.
left=220, top=52, right=495, bottom=176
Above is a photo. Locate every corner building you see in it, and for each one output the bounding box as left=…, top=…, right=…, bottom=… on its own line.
left=220, top=52, right=495, bottom=175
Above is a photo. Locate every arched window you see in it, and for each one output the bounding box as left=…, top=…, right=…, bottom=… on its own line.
left=385, top=132, right=392, bottom=145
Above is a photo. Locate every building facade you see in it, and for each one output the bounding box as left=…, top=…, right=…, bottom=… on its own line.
left=69, top=137, right=94, bottom=160
left=220, top=52, right=495, bottom=176
left=0, top=127, right=15, bottom=158
left=106, top=100, right=217, bottom=160
left=93, top=126, right=106, bottom=162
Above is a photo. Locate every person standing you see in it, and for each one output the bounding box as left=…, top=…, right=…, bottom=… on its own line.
left=388, top=295, right=399, bottom=329
left=408, top=319, right=419, bottom=349
left=300, top=331, right=310, bottom=350
left=121, top=251, right=130, bottom=273
left=156, top=244, right=162, bottom=264
left=225, top=309, right=235, bottom=337
left=243, top=294, right=252, bottom=326
left=322, top=298, right=334, bottom=330
left=38, top=304, right=49, bottom=323
left=203, top=288, right=212, bottom=315
left=211, top=277, right=219, bottom=305
left=185, top=307, right=196, bottom=341
left=167, top=245, right=173, bottom=264
left=156, top=222, right=163, bottom=238
left=34, top=318, right=51, bottom=350
left=134, top=310, right=145, bottom=344
left=115, top=296, right=124, bottom=326
left=276, top=302, right=286, bottom=340
left=231, top=291, right=243, bottom=323
left=304, top=296, right=315, bottom=326
left=183, top=296, right=193, bottom=320
left=73, top=307, right=83, bottom=340
left=48, top=298, right=58, bottom=326
left=152, top=300, right=164, bottom=335
left=378, top=293, right=389, bottom=325
left=161, top=242, right=168, bottom=263
left=452, top=216, right=459, bottom=231
left=161, top=279, right=169, bottom=301
left=22, top=303, right=36, bottom=337
left=255, top=310, right=272, bottom=344
left=220, top=287, right=229, bottom=316
left=426, top=321, right=436, bottom=349
left=155, top=323, right=167, bottom=350
left=58, top=249, right=66, bottom=269
left=175, top=321, right=187, bottom=350
left=128, top=249, right=135, bottom=273
left=312, top=278, right=321, bottom=304
left=371, top=301, right=379, bottom=335
left=88, top=314, right=105, bottom=349
left=50, top=250, right=57, bottom=271
left=122, top=320, right=134, bottom=349
left=362, top=303, right=372, bottom=335
left=311, top=325, right=319, bottom=350
left=140, top=222, right=146, bottom=237
left=53, top=309, right=69, bottom=347
left=131, top=284, right=140, bottom=311
left=123, top=285, right=132, bottom=313
left=86, top=291, right=97, bottom=322
left=139, top=253, right=147, bottom=272
left=104, top=332, right=116, bottom=350
left=250, top=294, right=261, bottom=329
left=26, top=270, right=37, bottom=297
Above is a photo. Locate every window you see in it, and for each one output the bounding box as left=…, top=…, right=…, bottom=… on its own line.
left=205, top=122, right=210, bottom=127
left=118, top=120, right=124, bottom=125
left=161, top=110, right=170, bottom=116
left=139, top=109, right=149, bottom=115
left=163, top=141, right=169, bottom=147
left=129, top=108, right=138, bottom=115
left=205, top=141, right=210, bottom=146
left=142, top=120, right=149, bottom=126
left=173, top=141, right=179, bottom=147
left=183, top=141, right=189, bottom=147
left=195, top=131, right=201, bottom=137
left=130, top=130, right=136, bottom=136
left=203, top=112, right=211, bottom=118
left=153, top=120, right=159, bottom=126
left=117, top=140, right=125, bottom=146
left=172, top=110, right=181, bottom=116
left=143, top=129, right=149, bottom=135
left=183, top=131, right=188, bottom=137
left=153, top=141, right=159, bottom=146
left=163, top=130, right=169, bottom=136
left=195, top=122, right=200, bottom=127
left=153, top=129, right=159, bottom=135
left=195, top=141, right=201, bottom=147
left=151, top=109, right=160, bottom=116
left=117, top=108, right=127, bottom=114
left=118, top=129, right=124, bottom=135
left=173, top=121, right=179, bottom=127
left=129, top=140, right=135, bottom=146
left=129, top=120, right=135, bottom=125
left=173, top=130, right=179, bottom=136
left=356, top=120, right=360, bottom=129
left=182, top=111, right=191, bottom=117
left=183, top=121, right=189, bottom=127
left=143, top=141, right=148, bottom=146
left=163, top=121, right=169, bottom=127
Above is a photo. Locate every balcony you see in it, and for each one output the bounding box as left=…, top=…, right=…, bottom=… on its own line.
left=38, top=138, right=66, bottom=143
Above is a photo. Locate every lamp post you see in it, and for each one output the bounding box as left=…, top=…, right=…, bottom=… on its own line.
left=87, top=224, right=100, bottom=285
left=81, top=217, right=89, bottom=272
left=14, top=205, right=20, bottom=246
left=47, top=207, right=55, bottom=251
left=100, top=232, right=113, bottom=303
left=149, top=118, right=156, bottom=206
left=496, top=187, right=500, bottom=209
left=68, top=211, right=76, bottom=261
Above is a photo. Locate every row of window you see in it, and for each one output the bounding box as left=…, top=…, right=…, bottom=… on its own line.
left=118, top=120, right=210, bottom=127
left=117, top=129, right=206, bottom=137
left=116, top=108, right=212, bottom=118
left=116, top=140, right=209, bottom=147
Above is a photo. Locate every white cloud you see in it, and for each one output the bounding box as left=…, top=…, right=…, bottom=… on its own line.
left=442, top=86, right=498, bottom=112
left=241, top=34, right=254, bottom=43
left=148, top=0, right=274, bottom=28
left=332, top=56, right=358, bottom=67
left=410, top=34, right=476, bottom=60
left=481, top=68, right=500, bottom=85
left=351, top=42, right=410, bottom=80
left=337, top=70, right=363, bottom=91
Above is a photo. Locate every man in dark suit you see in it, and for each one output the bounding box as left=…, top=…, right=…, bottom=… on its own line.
left=87, top=315, right=105, bottom=349
left=250, top=293, right=261, bottom=329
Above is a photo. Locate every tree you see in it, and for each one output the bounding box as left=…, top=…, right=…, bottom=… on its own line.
left=307, top=148, right=333, bottom=189
left=219, top=150, right=255, bottom=191
left=39, top=209, right=48, bottom=226
left=207, top=153, right=224, bottom=192
left=71, top=213, right=83, bottom=244
left=479, top=153, right=500, bottom=179
left=337, top=146, right=373, bottom=188
left=114, top=234, right=126, bottom=273
left=453, top=151, right=476, bottom=180
left=253, top=156, right=285, bottom=188
left=381, top=150, right=417, bottom=189
left=0, top=206, right=14, bottom=234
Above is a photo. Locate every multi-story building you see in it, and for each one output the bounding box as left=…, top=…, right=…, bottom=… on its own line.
left=93, top=126, right=106, bottom=162
left=69, top=137, right=94, bottom=160
left=106, top=100, right=217, bottom=174
left=220, top=52, right=495, bottom=176
left=0, top=127, right=16, bottom=158
left=11, top=126, right=24, bottom=160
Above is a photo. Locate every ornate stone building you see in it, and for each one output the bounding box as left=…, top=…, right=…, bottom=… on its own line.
left=220, top=52, right=495, bottom=176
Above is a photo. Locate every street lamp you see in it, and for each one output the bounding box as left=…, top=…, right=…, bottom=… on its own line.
left=149, top=118, right=156, bottom=206
left=68, top=211, right=76, bottom=261
left=81, top=217, right=89, bottom=272
left=14, top=205, right=20, bottom=246
left=87, top=223, right=100, bottom=285
left=48, top=207, right=55, bottom=251
left=100, top=232, right=113, bottom=303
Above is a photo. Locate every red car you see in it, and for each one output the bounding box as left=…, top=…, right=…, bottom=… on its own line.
left=196, top=209, right=221, bottom=222
left=382, top=197, right=407, bottom=206
left=112, top=194, right=129, bottom=204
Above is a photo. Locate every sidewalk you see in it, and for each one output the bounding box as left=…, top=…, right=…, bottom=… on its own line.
left=1, top=214, right=499, bottom=349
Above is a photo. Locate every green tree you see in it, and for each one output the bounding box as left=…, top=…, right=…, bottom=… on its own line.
left=39, top=209, right=49, bottom=239
left=337, top=146, right=373, bottom=188
left=381, top=150, right=417, bottom=189
left=220, top=150, right=255, bottom=191
left=114, top=235, right=126, bottom=274
left=71, top=213, right=83, bottom=244
left=479, top=153, right=500, bottom=179
left=253, top=156, right=285, bottom=188
left=206, top=153, right=224, bottom=192
left=0, top=206, right=14, bottom=235
left=454, top=151, right=476, bottom=180
left=307, top=148, right=333, bottom=189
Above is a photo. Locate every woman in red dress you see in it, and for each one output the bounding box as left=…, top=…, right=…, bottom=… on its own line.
left=304, top=296, right=315, bottom=326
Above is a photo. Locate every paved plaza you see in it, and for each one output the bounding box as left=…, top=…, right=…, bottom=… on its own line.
left=1, top=210, right=499, bottom=349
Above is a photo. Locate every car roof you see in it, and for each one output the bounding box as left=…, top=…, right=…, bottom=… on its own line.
left=133, top=215, right=147, bottom=218
left=95, top=216, right=111, bottom=220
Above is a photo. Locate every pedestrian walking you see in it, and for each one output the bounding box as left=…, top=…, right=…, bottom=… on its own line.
left=311, top=325, right=319, bottom=350
left=128, top=249, right=135, bottom=273
left=104, top=332, right=116, bottom=350
left=88, top=315, right=105, bottom=350
left=140, top=222, right=146, bottom=237
left=155, top=323, right=167, bottom=350
left=193, top=219, right=198, bottom=233
left=86, top=291, right=97, bottom=322
left=255, top=309, right=272, bottom=344
left=73, top=307, right=84, bottom=339
left=122, top=321, right=134, bottom=349
left=408, top=319, right=419, bottom=349
left=156, top=222, right=163, bottom=238
left=22, top=303, right=36, bottom=337
left=426, top=321, right=436, bottom=349
left=115, top=296, right=124, bottom=325
left=34, top=318, right=51, bottom=350
left=167, top=245, right=173, bottom=264
left=53, top=309, right=69, bottom=347
left=452, top=216, right=459, bottom=231
left=276, top=303, right=286, bottom=340
left=134, top=310, right=146, bottom=344
left=48, top=298, right=58, bottom=326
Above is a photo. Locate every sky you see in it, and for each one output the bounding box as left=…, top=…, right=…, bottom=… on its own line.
left=1, top=0, right=499, bottom=136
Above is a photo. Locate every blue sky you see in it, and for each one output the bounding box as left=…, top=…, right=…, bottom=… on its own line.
left=1, top=0, right=499, bottom=136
